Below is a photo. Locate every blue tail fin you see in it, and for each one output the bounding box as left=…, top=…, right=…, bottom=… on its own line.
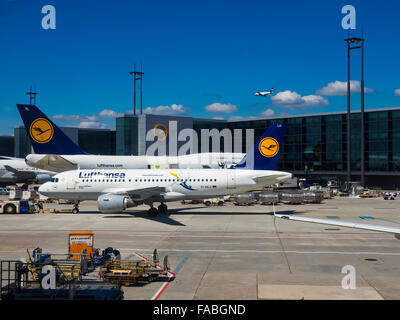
left=17, top=104, right=86, bottom=155
left=233, top=122, right=286, bottom=170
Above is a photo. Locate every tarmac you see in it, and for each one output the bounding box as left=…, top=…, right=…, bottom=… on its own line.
left=1, top=195, right=400, bottom=300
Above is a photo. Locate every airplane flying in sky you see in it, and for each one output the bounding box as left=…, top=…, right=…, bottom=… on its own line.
left=17, top=104, right=245, bottom=172
left=0, top=156, right=53, bottom=187
left=38, top=123, right=292, bottom=216
left=254, top=88, right=274, bottom=97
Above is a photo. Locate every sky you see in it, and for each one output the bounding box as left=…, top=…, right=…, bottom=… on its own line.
left=0, top=0, right=400, bottom=134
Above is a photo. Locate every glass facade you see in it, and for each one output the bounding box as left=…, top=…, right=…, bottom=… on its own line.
left=366, top=111, right=389, bottom=171
left=227, top=108, right=400, bottom=177
left=392, top=111, right=400, bottom=171
left=324, top=115, right=343, bottom=171
left=78, top=129, right=115, bottom=155
left=282, top=117, right=303, bottom=171
left=0, top=136, right=15, bottom=157
left=14, top=127, right=32, bottom=158
left=116, top=116, right=138, bottom=155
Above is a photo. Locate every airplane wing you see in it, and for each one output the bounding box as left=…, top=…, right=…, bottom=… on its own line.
left=34, top=155, right=77, bottom=172
left=274, top=213, right=400, bottom=239
left=253, top=174, right=290, bottom=185
left=104, top=186, right=167, bottom=201
left=4, top=165, right=36, bottom=180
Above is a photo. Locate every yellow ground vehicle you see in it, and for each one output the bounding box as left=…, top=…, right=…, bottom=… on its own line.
left=360, top=189, right=373, bottom=198
left=103, top=269, right=138, bottom=286
left=100, top=250, right=169, bottom=286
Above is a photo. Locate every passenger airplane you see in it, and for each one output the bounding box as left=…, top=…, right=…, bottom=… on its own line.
left=38, top=123, right=292, bottom=216
left=17, top=104, right=244, bottom=172
left=0, top=156, right=53, bottom=187
left=255, top=88, right=274, bottom=97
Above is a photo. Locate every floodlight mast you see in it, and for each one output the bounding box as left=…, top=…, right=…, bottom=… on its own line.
left=129, top=64, right=144, bottom=115
left=344, top=37, right=365, bottom=187
left=25, top=86, right=38, bottom=105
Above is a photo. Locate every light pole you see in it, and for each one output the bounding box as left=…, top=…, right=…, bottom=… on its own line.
left=344, top=37, right=365, bottom=188
left=360, top=39, right=365, bottom=187
left=129, top=65, right=144, bottom=115
left=25, top=86, right=38, bottom=105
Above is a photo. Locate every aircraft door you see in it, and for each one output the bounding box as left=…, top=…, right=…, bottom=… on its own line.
left=227, top=170, right=236, bottom=189
left=67, top=174, right=77, bottom=190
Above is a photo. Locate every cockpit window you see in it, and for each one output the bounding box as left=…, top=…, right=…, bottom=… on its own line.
left=50, top=178, right=59, bottom=183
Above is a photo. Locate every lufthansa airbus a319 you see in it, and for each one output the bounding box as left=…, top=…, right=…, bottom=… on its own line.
left=39, top=123, right=292, bottom=216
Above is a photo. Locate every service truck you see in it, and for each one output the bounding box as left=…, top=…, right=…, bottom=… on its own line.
left=0, top=200, right=33, bottom=214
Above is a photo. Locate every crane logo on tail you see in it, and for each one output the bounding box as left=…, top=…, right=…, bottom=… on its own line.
left=29, top=118, right=54, bottom=144
left=259, top=137, right=279, bottom=158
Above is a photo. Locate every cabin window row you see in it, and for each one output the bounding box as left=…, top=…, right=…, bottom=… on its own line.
left=79, top=178, right=218, bottom=183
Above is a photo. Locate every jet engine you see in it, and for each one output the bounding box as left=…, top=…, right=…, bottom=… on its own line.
left=35, top=173, right=52, bottom=184
left=97, top=194, right=137, bottom=213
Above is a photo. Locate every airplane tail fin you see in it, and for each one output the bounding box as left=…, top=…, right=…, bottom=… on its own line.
left=17, top=104, right=86, bottom=155
left=233, top=122, right=286, bottom=170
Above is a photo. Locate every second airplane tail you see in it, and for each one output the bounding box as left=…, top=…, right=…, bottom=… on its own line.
left=17, top=104, right=86, bottom=155
left=234, top=122, right=286, bottom=171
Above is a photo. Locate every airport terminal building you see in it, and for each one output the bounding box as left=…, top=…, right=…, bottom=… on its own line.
left=9, top=106, right=400, bottom=189
left=115, top=107, right=400, bottom=189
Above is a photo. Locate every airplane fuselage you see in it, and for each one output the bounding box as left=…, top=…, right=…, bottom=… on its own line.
left=39, top=168, right=292, bottom=201
left=26, top=153, right=245, bottom=172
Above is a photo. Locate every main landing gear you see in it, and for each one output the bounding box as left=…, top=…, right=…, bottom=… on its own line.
left=158, top=203, right=168, bottom=214
left=147, top=202, right=168, bottom=217
left=72, top=201, right=80, bottom=214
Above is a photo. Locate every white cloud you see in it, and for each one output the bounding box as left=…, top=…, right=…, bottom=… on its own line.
left=98, top=109, right=123, bottom=118
left=316, top=80, right=374, bottom=96
left=228, top=115, right=262, bottom=121
left=78, top=121, right=109, bottom=129
left=227, top=116, right=246, bottom=121
left=301, top=95, right=329, bottom=107
left=259, top=108, right=275, bottom=117
left=205, top=103, right=238, bottom=114
left=53, top=108, right=123, bottom=122
left=394, top=89, right=400, bottom=96
left=271, top=91, right=302, bottom=105
left=212, top=116, right=225, bottom=120
left=53, top=114, right=81, bottom=121
left=144, top=104, right=188, bottom=115
left=271, top=90, right=329, bottom=109
left=86, top=115, right=99, bottom=121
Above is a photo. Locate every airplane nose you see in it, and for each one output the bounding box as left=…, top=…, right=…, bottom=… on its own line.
left=38, top=183, right=49, bottom=194
left=25, top=154, right=36, bottom=166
